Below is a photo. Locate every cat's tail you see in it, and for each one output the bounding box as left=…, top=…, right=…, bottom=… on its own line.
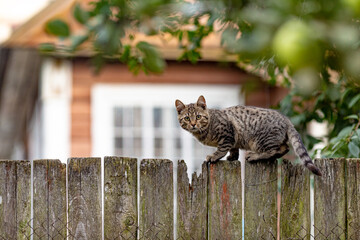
left=287, top=125, right=322, bottom=176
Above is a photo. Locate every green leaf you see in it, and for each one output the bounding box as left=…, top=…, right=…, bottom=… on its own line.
left=338, top=126, right=353, bottom=138
left=73, top=3, right=90, bottom=25
left=221, top=26, right=239, bottom=51
left=38, top=43, right=56, bottom=53
left=136, top=41, right=166, bottom=73
left=95, top=22, right=123, bottom=54
left=279, top=94, right=293, bottom=115
left=186, top=50, right=201, bottom=64
left=120, top=45, right=131, bottom=63
left=344, top=114, right=359, bottom=120
left=340, top=88, right=351, bottom=103
left=326, top=85, right=341, bottom=101
left=128, top=58, right=139, bottom=71
left=268, top=77, right=276, bottom=86
left=348, top=93, right=360, bottom=108
left=348, top=141, right=360, bottom=157
left=45, top=19, right=70, bottom=37
left=356, top=129, right=360, bottom=137
left=70, top=35, right=89, bottom=51
left=178, top=31, right=183, bottom=42
left=290, top=114, right=306, bottom=125
left=331, top=140, right=342, bottom=151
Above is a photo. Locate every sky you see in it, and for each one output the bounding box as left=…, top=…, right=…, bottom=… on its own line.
left=0, top=0, right=50, bottom=42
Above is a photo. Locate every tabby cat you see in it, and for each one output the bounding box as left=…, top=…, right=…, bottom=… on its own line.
left=175, top=95, right=322, bottom=176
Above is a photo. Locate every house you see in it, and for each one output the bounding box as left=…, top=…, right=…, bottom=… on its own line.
left=1, top=0, right=286, bottom=173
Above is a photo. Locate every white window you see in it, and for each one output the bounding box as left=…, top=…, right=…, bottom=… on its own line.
left=92, top=84, right=242, bottom=173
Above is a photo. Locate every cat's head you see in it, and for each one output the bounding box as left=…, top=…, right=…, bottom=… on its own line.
left=175, top=95, right=210, bottom=134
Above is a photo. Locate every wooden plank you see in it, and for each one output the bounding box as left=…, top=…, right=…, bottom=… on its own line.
left=33, top=160, right=67, bottom=239
left=208, top=160, right=242, bottom=240
left=139, top=159, right=173, bottom=239
left=314, top=158, right=346, bottom=239
left=280, top=160, right=310, bottom=239
left=0, top=160, right=31, bottom=239
left=177, top=160, right=207, bottom=240
left=104, top=157, right=137, bottom=240
left=0, top=160, right=17, bottom=239
left=346, top=158, right=360, bottom=240
left=47, top=160, right=67, bottom=239
left=68, top=158, right=102, bottom=239
left=16, top=160, right=31, bottom=240
left=33, top=160, right=48, bottom=239
left=244, top=159, right=278, bottom=239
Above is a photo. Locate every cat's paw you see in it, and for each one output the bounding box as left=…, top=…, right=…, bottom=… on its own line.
left=206, top=155, right=219, bottom=163
left=245, top=152, right=259, bottom=162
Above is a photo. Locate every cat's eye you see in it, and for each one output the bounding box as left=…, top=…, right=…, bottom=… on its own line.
left=196, top=115, right=201, bottom=120
left=184, top=116, right=190, bottom=121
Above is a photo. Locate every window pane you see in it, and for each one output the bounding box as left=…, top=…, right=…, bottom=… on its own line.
left=123, top=138, right=134, bottom=156
left=114, top=107, right=123, bottom=127
left=115, top=137, right=123, bottom=148
left=173, top=110, right=180, bottom=128
left=134, top=136, right=142, bottom=157
left=154, top=137, right=163, bottom=157
left=153, top=107, right=162, bottom=128
left=133, top=107, right=142, bottom=128
left=175, top=137, right=181, bottom=158
left=115, top=137, right=123, bottom=155
left=123, top=107, right=133, bottom=127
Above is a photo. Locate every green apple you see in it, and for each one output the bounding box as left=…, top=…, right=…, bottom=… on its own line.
left=272, top=19, right=321, bottom=70
left=342, top=0, right=360, bottom=15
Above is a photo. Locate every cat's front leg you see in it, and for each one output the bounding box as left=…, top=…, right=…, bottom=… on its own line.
left=206, top=137, right=234, bottom=163
left=206, top=153, right=224, bottom=163
left=206, top=152, right=227, bottom=163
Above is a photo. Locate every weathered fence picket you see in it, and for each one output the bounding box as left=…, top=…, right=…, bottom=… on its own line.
left=15, top=161, right=32, bottom=240
left=68, top=158, right=102, bottom=239
left=0, top=160, right=31, bottom=240
left=104, top=157, right=137, bottom=239
left=1, top=157, right=360, bottom=240
left=314, top=158, right=347, bottom=239
left=177, top=160, right=207, bottom=240
left=208, top=160, right=242, bottom=240
left=347, top=158, right=360, bottom=240
left=280, top=160, right=311, bottom=239
left=0, top=160, right=17, bottom=239
left=139, top=159, right=173, bottom=239
left=33, top=160, right=66, bottom=239
left=244, top=159, right=278, bottom=239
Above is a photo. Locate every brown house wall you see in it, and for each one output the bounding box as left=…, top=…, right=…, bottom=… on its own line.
left=71, top=59, right=287, bottom=157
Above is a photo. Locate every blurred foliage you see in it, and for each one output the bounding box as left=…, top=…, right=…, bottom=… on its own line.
left=279, top=76, right=360, bottom=158
left=41, top=0, right=360, bottom=157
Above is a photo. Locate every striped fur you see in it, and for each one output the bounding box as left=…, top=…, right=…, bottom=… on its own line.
left=175, top=95, right=322, bottom=176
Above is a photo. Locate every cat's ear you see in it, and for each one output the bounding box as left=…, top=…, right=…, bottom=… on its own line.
left=175, top=99, right=185, bottom=114
left=197, top=95, right=207, bottom=110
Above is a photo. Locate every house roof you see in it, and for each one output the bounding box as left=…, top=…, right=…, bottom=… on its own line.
left=2, top=0, right=236, bottom=61
left=3, top=0, right=76, bottom=47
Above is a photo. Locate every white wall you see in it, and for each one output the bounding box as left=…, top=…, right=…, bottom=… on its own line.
left=29, top=58, right=72, bottom=163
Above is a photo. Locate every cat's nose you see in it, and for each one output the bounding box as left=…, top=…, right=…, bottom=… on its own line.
left=191, top=122, right=196, bottom=127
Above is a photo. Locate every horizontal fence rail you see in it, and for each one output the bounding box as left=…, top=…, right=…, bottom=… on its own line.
left=0, top=157, right=359, bottom=239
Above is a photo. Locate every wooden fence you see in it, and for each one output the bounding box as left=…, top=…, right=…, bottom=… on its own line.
left=0, top=157, right=359, bottom=240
